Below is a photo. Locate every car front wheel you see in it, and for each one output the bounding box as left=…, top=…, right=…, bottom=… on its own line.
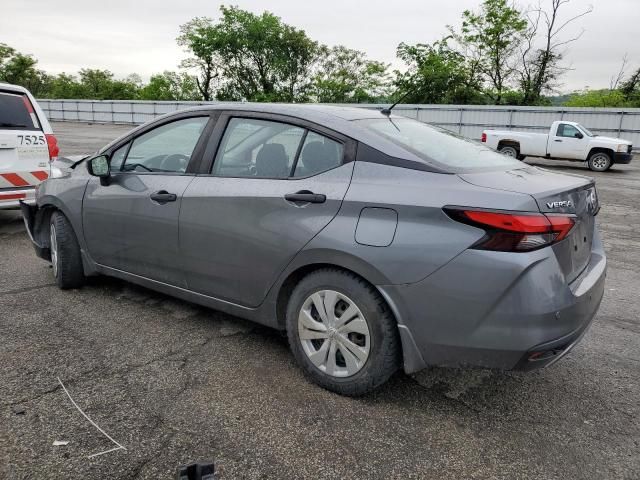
left=588, top=151, right=612, bottom=172
left=286, top=268, right=401, bottom=396
left=50, top=211, right=85, bottom=289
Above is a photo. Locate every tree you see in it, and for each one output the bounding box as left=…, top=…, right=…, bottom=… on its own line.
left=313, top=46, right=390, bottom=103
left=393, top=39, right=484, bottom=104
left=0, top=43, right=47, bottom=95
left=138, top=71, right=200, bottom=100
left=177, top=17, right=220, bottom=101
left=518, top=0, right=593, bottom=105
left=620, top=67, right=640, bottom=107
left=77, top=69, right=140, bottom=99
left=564, top=89, right=628, bottom=107
left=178, top=6, right=322, bottom=102
left=451, top=0, right=527, bottom=104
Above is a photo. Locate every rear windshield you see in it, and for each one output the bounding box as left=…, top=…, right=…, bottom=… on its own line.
left=358, top=117, right=522, bottom=172
left=0, top=91, right=41, bottom=131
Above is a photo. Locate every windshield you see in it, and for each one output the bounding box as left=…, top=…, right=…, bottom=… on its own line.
left=358, top=118, right=522, bottom=172
left=577, top=124, right=594, bottom=137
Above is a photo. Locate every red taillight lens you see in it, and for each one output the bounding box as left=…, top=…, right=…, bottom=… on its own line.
left=481, top=132, right=487, bottom=143
left=46, top=134, right=59, bottom=162
left=445, top=208, right=576, bottom=252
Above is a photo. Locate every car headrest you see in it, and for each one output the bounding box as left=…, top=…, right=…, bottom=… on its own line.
left=300, top=141, right=333, bottom=174
left=256, top=143, right=289, bottom=177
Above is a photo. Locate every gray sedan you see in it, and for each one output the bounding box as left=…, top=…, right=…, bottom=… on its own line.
left=21, top=104, right=606, bottom=395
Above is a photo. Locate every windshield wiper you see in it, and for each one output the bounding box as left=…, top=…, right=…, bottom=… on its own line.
left=0, top=122, right=28, bottom=128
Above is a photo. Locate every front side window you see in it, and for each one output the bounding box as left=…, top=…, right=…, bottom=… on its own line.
left=121, top=117, right=207, bottom=173
left=213, top=118, right=305, bottom=177
left=557, top=123, right=581, bottom=138
left=110, top=142, right=129, bottom=171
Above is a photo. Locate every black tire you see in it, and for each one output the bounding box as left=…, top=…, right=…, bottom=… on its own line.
left=286, top=268, right=401, bottom=396
left=587, top=151, right=612, bottom=172
left=50, top=211, right=85, bottom=289
left=498, top=145, right=519, bottom=158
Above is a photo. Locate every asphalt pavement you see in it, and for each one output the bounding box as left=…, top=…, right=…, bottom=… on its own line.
left=0, top=121, right=638, bottom=479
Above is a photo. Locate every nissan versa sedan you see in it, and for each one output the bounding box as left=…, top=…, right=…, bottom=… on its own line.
left=21, top=104, right=606, bottom=395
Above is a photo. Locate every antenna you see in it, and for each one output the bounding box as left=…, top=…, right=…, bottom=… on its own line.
left=380, top=90, right=412, bottom=116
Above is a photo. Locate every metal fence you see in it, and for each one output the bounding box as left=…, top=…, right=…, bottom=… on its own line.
left=37, top=99, right=640, bottom=151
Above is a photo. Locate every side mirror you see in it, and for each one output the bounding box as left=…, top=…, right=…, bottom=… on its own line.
left=574, top=132, right=584, bottom=139
left=88, top=155, right=110, bottom=185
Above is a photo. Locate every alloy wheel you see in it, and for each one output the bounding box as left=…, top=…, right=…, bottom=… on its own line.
left=591, top=153, right=609, bottom=170
left=298, top=290, right=371, bottom=378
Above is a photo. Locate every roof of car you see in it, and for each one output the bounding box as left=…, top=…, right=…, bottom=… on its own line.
left=179, top=102, right=393, bottom=122
left=0, top=82, right=28, bottom=94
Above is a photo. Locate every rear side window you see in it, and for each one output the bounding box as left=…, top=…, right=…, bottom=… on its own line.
left=213, top=118, right=305, bottom=177
left=293, top=131, right=343, bottom=177
left=359, top=118, right=521, bottom=172
left=213, top=117, right=344, bottom=178
left=121, top=117, right=207, bottom=173
left=0, top=92, right=40, bottom=131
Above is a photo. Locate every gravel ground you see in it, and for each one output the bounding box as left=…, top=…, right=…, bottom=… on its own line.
left=0, top=121, right=638, bottom=479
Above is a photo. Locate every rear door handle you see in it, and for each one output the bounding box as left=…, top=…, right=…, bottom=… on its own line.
left=284, top=190, right=326, bottom=204
left=150, top=190, right=177, bottom=204
left=554, top=139, right=562, bottom=142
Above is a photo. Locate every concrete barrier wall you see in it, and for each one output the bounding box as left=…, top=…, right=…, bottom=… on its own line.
left=37, top=99, right=640, bottom=151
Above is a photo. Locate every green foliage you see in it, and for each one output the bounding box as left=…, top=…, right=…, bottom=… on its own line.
left=454, top=0, right=527, bottom=104
left=564, top=89, right=630, bottom=108
left=394, top=39, right=485, bottom=104
left=0, top=43, right=48, bottom=95
left=313, top=46, right=390, bottom=103
left=138, top=71, right=200, bottom=100
left=178, top=6, right=321, bottom=102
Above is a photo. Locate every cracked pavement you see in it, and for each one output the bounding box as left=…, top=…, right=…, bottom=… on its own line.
left=0, top=122, right=638, bottom=479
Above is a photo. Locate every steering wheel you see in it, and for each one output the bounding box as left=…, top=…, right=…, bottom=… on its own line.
left=160, top=153, right=190, bottom=172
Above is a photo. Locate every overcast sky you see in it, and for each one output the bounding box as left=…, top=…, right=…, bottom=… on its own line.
left=2, top=0, right=638, bottom=93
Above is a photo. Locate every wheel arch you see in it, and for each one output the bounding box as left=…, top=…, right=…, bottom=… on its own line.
left=273, top=259, right=427, bottom=374
left=497, top=140, right=520, bottom=152
left=587, top=147, right=614, bottom=159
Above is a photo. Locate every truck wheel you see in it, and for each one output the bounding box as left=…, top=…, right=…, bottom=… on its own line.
left=286, top=268, right=401, bottom=396
left=50, top=211, right=85, bottom=289
left=588, top=152, right=612, bottom=172
left=498, top=145, right=518, bottom=158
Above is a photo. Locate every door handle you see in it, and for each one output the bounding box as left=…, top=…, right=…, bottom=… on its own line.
left=150, top=190, right=177, bottom=204
left=284, top=190, right=326, bottom=204
left=554, top=139, right=563, bottom=142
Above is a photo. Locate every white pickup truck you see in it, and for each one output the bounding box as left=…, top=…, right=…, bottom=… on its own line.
left=482, top=120, right=633, bottom=171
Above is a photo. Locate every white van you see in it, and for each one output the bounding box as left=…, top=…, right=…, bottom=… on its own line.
left=0, top=82, right=57, bottom=209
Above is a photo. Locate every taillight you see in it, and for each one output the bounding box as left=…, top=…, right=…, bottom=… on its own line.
left=445, top=208, right=575, bottom=252
left=481, top=132, right=487, bottom=143
left=46, top=134, right=59, bottom=162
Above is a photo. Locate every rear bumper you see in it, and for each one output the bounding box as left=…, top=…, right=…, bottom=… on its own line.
left=380, top=229, right=607, bottom=374
left=613, top=152, right=633, bottom=164
left=0, top=187, right=36, bottom=209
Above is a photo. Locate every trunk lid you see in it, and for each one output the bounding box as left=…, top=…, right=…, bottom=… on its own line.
left=459, top=165, right=598, bottom=283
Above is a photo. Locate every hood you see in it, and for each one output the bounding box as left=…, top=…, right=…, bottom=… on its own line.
left=592, top=135, right=632, bottom=145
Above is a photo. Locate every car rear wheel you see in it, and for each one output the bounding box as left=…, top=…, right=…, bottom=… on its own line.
left=286, top=268, right=401, bottom=396
left=498, top=145, right=518, bottom=157
left=50, top=211, right=85, bottom=289
left=588, top=151, right=612, bottom=172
